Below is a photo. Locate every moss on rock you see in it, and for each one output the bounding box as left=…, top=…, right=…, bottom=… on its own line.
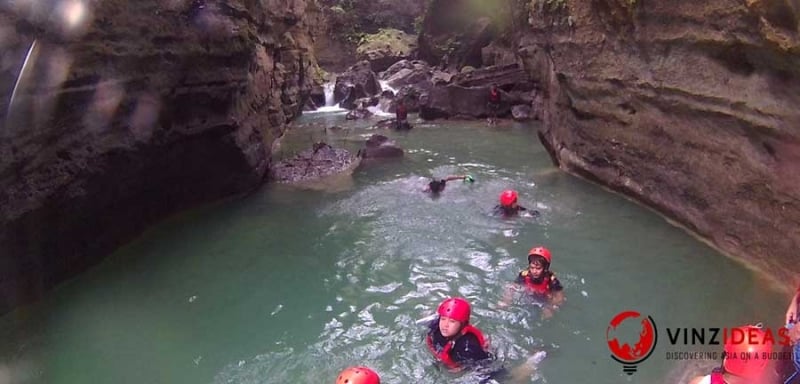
left=356, top=28, right=417, bottom=58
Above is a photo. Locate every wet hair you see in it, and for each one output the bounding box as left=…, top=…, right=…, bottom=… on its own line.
left=429, top=179, right=446, bottom=194
left=527, top=254, right=550, bottom=270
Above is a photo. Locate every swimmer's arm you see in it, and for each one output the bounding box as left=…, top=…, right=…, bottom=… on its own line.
left=500, top=276, right=524, bottom=307
left=550, top=290, right=565, bottom=307
left=542, top=278, right=565, bottom=319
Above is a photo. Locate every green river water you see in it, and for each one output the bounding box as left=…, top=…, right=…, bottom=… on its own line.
left=0, top=111, right=789, bottom=384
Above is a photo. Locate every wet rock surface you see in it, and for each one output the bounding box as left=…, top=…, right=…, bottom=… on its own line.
left=511, top=105, right=533, bottom=121
left=333, top=60, right=382, bottom=109
left=417, top=63, right=535, bottom=120
left=359, top=134, right=404, bottom=159
left=345, top=107, right=374, bottom=120
left=514, top=0, right=800, bottom=284
left=272, top=142, right=359, bottom=183
left=357, top=29, right=418, bottom=72
left=0, top=0, right=317, bottom=313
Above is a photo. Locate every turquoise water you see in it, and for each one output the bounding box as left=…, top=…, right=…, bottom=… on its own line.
left=0, top=112, right=790, bottom=384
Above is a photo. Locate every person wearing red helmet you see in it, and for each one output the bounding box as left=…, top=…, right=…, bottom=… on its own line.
left=501, top=246, right=564, bottom=319
left=688, top=325, right=776, bottom=384
left=335, top=366, right=380, bottom=384
left=426, top=297, right=491, bottom=369
left=493, top=189, right=537, bottom=217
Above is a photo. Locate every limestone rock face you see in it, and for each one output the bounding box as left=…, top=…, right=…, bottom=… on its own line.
left=516, top=0, right=800, bottom=283
left=309, top=0, right=426, bottom=71
left=356, top=29, right=418, bottom=72
left=418, top=63, right=535, bottom=119
left=333, top=60, right=382, bottom=109
left=0, top=0, right=318, bottom=313
left=417, top=0, right=513, bottom=70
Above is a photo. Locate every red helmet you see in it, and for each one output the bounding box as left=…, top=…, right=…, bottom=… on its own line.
left=437, top=297, right=471, bottom=323
left=336, top=366, right=380, bottom=384
left=723, top=325, right=773, bottom=379
left=499, top=190, right=518, bottom=207
left=528, top=246, right=552, bottom=264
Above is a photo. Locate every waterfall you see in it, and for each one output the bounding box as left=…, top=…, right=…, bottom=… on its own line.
left=305, top=81, right=345, bottom=113
left=324, top=82, right=335, bottom=106
left=379, top=80, right=397, bottom=95
left=367, top=80, right=396, bottom=117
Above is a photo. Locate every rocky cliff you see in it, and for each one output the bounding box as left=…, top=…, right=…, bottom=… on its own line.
left=0, top=0, right=317, bottom=313
left=517, top=0, right=800, bottom=286
left=309, top=0, right=427, bottom=71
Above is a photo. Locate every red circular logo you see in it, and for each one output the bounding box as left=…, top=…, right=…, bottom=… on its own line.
left=606, top=310, right=658, bottom=365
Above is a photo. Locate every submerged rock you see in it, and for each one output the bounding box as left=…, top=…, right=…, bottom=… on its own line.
left=359, top=134, right=404, bottom=159
left=271, top=143, right=359, bottom=183
left=346, top=107, right=374, bottom=120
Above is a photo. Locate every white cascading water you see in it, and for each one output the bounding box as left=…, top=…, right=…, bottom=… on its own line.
left=379, top=80, right=397, bottom=95
left=324, top=82, right=335, bottom=106
left=367, top=80, right=396, bottom=117
left=307, top=81, right=345, bottom=113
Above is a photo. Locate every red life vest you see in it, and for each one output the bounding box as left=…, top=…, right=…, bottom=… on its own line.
left=709, top=367, right=725, bottom=384
left=489, top=89, right=500, bottom=103
left=521, top=270, right=552, bottom=295
left=426, top=324, right=489, bottom=369
left=396, top=104, right=407, bottom=120
left=709, top=373, right=725, bottom=384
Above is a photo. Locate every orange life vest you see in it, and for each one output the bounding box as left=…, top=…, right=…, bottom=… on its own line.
left=426, top=324, right=489, bottom=368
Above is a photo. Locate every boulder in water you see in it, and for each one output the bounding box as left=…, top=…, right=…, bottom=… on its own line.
left=346, top=108, right=374, bottom=120
left=334, top=61, right=382, bottom=109
left=512, top=105, right=533, bottom=121
left=271, top=142, right=359, bottom=183
left=360, top=134, right=404, bottom=159
left=356, top=29, right=418, bottom=73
